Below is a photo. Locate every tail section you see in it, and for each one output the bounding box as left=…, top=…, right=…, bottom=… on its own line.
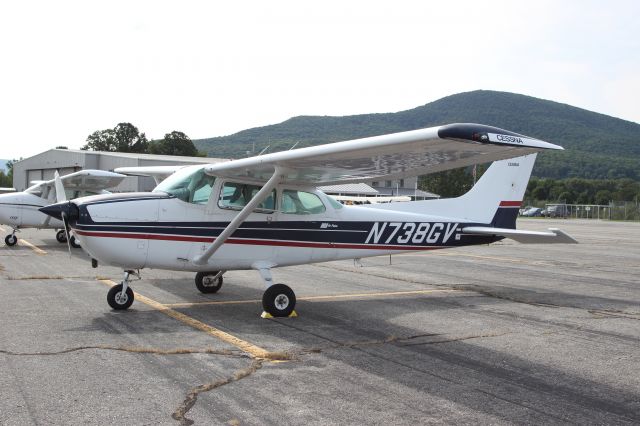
left=369, top=153, right=537, bottom=228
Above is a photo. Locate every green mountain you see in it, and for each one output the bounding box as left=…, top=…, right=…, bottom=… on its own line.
left=194, top=90, right=640, bottom=180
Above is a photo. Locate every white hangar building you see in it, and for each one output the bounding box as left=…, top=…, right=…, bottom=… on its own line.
left=12, top=149, right=227, bottom=192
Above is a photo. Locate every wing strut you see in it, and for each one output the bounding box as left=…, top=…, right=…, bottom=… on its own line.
left=192, top=167, right=283, bottom=265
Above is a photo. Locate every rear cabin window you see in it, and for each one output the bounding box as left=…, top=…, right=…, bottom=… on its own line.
left=218, top=182, right=276, bottom=212
left=282, top=190, right=326, bottom=214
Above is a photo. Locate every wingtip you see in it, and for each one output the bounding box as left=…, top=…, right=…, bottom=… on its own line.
left=438, top=123, right=565, bottom=151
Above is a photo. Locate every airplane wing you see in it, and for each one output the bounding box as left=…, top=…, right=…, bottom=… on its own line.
left=55, top=170, right=127, bottom=190
left=114, top=165, right=187, bottom=184
left=462, top=226, right=578, bottom=244
left=202, top=123, right=563, bottom=185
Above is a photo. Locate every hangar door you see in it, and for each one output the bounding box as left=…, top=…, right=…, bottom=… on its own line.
left=27, top=170, right=43, bottom=185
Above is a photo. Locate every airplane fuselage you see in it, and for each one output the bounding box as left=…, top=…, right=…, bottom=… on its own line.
left=68, top=188, right=501, bottom=271
left=0, top=192, right=63, bottom=229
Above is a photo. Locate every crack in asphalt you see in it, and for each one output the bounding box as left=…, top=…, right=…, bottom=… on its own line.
left=171, top=359, right=263, bottom=426
left=167, top=332, right=507, bottom=425
left=0, top=346, right=247, bottom=358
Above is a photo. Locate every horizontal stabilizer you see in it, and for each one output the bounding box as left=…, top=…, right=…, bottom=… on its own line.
left=462, top=226, right=578, bottom=244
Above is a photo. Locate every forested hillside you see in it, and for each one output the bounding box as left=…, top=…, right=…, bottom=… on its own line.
left=194, top=90, right=640, bottom=180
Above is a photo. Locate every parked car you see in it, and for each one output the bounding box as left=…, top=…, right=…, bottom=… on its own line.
left=543, top=205, right=570, bottom=218
left=522, top=207, right=542, bottom=217
left=519, top=206, right=534, bottom=215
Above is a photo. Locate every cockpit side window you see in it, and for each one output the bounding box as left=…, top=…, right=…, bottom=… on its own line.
left=218, top=182, right=275, bottom=212
left=281, top=189, right=326, bottom=214
left=153, top=167, right=216, bottom=204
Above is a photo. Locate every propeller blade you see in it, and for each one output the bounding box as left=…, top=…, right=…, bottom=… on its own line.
left=54, top=171, right=67, bottom=203
left=61, top=211, right=72, bottom=256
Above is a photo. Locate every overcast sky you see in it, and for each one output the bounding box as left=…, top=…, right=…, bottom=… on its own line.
left=0, top=0, right=638, bottom=160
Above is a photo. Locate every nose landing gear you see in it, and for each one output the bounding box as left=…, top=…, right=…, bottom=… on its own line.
left=107, top=270, right=138, bottom=310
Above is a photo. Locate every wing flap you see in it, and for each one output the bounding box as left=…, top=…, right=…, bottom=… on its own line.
left=462, top=226, right=578, bottom=244
left=203, top=123, right=563, bottom=184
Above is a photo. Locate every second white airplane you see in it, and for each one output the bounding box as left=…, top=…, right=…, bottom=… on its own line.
left=0, top=170, right=126, bottom=247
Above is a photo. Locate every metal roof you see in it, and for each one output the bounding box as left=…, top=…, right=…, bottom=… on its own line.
left=20, top=148, right=228, bottom=163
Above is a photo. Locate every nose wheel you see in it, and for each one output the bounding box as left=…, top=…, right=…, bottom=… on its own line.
left=107, top=271, right=137, bottom=310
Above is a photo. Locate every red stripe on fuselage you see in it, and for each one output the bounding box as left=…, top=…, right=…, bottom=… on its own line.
left=74, top=230, right=440, bottom=251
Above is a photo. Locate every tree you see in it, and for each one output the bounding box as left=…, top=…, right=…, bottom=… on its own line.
left=595, top=190, right=612, bottom=205
left=418, top=167, right=473, bottom=198
left=149, top=131, right=199, bottom=156
left=1, top=159, right=19, bottom=188
left=0, top=171, right=11, bottom=187
left=82, top=123, right=148, bottom=153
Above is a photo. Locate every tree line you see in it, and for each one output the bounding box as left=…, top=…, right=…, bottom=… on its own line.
left=419, top=166, right=640, bottom=204
left=81, top=122, right=203, bottom=157
left=525, top=176, right=640, bottom=205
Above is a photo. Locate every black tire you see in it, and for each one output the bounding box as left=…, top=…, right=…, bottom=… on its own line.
left=70, top=235, right=81, bottom=248
left=5, top=234, right=17, bottom=246
left=195, top=272, right=223, bottom=294
left=56, top=230, right=67, bottom=243
left=107, top=284, right=134, bottom=310
left=262, top=284, right=296, bottom=317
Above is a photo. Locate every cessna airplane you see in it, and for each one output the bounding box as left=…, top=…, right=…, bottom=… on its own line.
left=0, top=170, right=126, bottom=247
left=40, top=124, right=577, bottom=317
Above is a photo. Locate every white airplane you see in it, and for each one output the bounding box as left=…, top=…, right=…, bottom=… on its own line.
left=0, top=170, right=126, bottom=247
left=40, top=124, right=577, bottom=317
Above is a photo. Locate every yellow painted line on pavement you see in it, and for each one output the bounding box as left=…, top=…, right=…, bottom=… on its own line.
left=98, top=279, right=271, bottom=359
left=18, top=239, right=47, bottom=255
left=165, top=288, right=462, bottom=308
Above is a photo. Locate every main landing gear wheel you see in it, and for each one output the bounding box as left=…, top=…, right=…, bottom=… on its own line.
left=5, top=234, right=17, bottom=246
left=195, top=271, right=223, bottom=294
left=262, top=284, right=296, bottom=317
left=107, top=283, right=134, bottom=310
left=56, top=229, right=67, bottom=243
left=69, top=235, right=81, bottom=248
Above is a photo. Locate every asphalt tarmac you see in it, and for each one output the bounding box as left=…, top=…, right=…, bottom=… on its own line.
left=1, top=219, right=639, bottom=425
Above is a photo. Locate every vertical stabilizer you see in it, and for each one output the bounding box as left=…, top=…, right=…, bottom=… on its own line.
left=368, top=153, right=537, bottom=228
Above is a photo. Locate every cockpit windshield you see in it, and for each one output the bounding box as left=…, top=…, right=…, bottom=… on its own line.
left=153, top=165, right=216, bottom=204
